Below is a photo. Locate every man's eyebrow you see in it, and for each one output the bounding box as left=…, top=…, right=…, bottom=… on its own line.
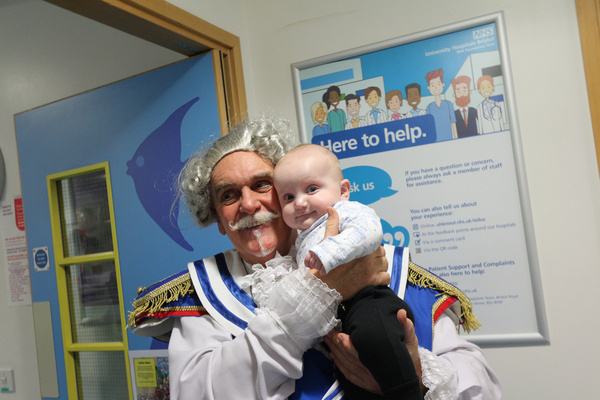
left=212, top=181, right=235, bottom=196
left=253, top=171, right=273, bottom=181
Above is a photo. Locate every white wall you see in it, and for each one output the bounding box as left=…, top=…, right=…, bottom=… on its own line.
left=0, top=0, right=183, bottom=398
left=3, top=0, right=600, bottom=398
left=170, top=0, right=600, bottom=398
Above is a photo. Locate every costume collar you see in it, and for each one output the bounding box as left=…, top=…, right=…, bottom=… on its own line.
left=188, top=249, right=257, bottom=336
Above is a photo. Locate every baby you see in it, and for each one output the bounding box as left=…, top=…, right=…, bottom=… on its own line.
left=273, top=144, right=423, bottom=400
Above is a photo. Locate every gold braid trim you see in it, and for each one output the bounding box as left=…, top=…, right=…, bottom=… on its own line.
left=407, top=261, right=481, bottom=333
left=127, top=272, right=196, bottom=329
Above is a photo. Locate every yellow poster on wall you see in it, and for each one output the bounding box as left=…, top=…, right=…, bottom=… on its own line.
left=134, top=358, right=157, bottom=388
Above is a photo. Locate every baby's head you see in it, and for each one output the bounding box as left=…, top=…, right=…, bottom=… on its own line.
left=274, top=144, right=350, bottom=230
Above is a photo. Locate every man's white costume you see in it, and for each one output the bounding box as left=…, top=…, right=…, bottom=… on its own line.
left=129, top=245, right=500, bottom=399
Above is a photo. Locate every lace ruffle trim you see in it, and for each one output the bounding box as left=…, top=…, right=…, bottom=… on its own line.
left=240, top=253, right=342, bottom=350
left=419, top=347, right=458, bottom=400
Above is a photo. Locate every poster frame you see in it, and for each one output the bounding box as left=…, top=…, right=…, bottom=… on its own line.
left=291, top=12, right=548, bottom=347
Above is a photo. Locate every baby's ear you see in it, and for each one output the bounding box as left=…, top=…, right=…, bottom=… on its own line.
left=340, top=179, right=351, bottom=200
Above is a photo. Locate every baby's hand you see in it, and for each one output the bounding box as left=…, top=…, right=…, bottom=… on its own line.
left=305, top=251, right=326, bottom=275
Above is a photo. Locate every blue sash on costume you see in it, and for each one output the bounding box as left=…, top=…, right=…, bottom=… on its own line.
left=191, top=253, right=256, bottom=331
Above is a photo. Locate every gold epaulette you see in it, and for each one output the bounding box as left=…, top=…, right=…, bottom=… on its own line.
left=407, top=261, right=481, bottom=333
left=127, top=271, right=198, bottom=329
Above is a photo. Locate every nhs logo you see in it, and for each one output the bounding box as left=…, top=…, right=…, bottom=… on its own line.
left=473, top=27, right=494, bottom=39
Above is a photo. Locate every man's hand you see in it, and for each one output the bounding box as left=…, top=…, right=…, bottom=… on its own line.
left=310, top=207, right=390, bottom=300
left=397, top=309, right=426, bottom=394
left=324, top=309, right=425, bottom=395
left=323, top=328, right=382, bottom=394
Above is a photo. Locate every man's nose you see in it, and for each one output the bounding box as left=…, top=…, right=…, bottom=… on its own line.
left=240, top=187, right=261, bottom=214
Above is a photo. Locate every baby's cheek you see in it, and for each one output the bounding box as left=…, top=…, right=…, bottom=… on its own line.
left=282, top=208, right=295, bottom=227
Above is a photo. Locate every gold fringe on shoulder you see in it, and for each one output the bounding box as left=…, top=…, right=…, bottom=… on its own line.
left=127, top=272, right=196, bottom=329
left=407, top=261, right=481, bottom=333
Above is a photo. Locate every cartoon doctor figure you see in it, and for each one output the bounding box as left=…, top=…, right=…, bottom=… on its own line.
left=476, top=75, right=507, bottom=133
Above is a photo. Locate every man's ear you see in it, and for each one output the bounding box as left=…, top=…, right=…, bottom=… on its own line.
left=217, top=220, right=226, bottom=235
left=214, top=211, right=227, bottom=235
left=340, top=179, right=351, bottom=201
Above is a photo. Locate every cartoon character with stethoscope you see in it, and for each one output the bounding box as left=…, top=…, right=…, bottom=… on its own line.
left=476, top=75, right=507, bottom=134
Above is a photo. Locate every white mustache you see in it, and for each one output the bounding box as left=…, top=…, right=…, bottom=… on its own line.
left=229, top=211, right=280, bottom=231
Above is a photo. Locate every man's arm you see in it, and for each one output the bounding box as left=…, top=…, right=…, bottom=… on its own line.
left=324, top=310, right=502, bottom=399
left=429, top=314, right=502, bottom=399
left=169, top=263, right=343, bottom=400
left=170, top=314, right=300, bottom=399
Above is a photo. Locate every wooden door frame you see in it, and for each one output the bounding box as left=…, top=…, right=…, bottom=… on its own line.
left=576, top=0, right=600, bottom=174
left=44, top=0, right=247, bottom=132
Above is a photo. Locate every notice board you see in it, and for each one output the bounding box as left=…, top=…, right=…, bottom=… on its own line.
left=292, top=13, right=548, bottom=346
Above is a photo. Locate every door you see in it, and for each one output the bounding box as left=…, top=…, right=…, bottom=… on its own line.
left=576, top=0, right=600, bottom=174
left=15, top=53, right=232, bottom=399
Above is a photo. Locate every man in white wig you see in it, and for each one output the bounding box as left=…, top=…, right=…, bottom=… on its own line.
left=130, top=116, right=501, bottom=400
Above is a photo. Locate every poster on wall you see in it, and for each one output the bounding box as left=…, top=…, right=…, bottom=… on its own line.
left=1, top=196, right=32, bottom=306
left=129, top=350, right=169, bottom=400
left=292, top=13, right=547, bottom=346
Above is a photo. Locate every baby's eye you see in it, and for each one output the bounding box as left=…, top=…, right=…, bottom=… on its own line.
left=307, top=186, right=318, bottom=193
left=283, top=194, right=294, bottom=201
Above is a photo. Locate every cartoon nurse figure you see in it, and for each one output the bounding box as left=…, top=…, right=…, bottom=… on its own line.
left=386, top=90, right=404, bottom=121
left=322, top=86, right=346, bottom=132
left=311, top=102, right=331, bottom=137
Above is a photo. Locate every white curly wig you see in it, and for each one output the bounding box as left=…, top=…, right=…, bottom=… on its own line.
left=179, top=115, right=299, bottom=227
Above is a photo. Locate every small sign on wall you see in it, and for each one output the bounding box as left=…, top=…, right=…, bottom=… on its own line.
left=33, top=247, right=50, bottom=271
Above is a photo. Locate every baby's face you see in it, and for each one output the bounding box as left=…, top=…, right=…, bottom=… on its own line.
left=274, top=152, right=343, bottom=230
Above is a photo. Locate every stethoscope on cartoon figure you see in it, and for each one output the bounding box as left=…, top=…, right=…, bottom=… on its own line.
left=481, top=100, right=502, bottom=121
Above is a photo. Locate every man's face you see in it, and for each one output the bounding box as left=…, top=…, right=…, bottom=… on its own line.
left=347, top=99, right=360, bottom=116
left=210, top=151, right=293, bottom=265
left=406, top=88, right=421, bottom=109
left=366, top=90, right=380, bottom=109
left=428, top=77, right=444, bottom=96
left=478, top=79, right=494, bottom=99
left=454, top=82, right=471, bottom=107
